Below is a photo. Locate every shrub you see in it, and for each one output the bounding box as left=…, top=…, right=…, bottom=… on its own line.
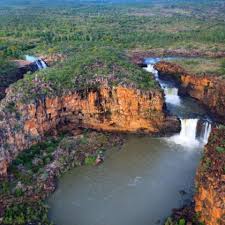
left=84, top=155, right=96, bottom=166
left=216, top=146, right=225, bottom=153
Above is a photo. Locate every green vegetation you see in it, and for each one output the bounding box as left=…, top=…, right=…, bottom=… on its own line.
left=164, top=217, right=186, bottom=225
left=0, top=0, right=225, bottom=101
left=1, top=1, right=225, bottom=59
left=216, top=146, right=225, bottom=153
left=164, top=216, right=205, bottom=225
left=3, top=202, right=51, bottom=225
left=1, top=131, right=122, bottom=224
left=84, top=155, right=97, bottom=165
left=172, top=58, right=225, bottom=77
left=11, top=47, right=157, bottom=103
left=10, top=137, right=62, bottom=181
left=0, top=59, right=16, bottom=76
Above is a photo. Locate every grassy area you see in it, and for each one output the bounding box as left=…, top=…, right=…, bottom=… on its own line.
left=10, top=47, right=157, bottom=103
left=0, top=1, right=225, bottom=58
left=0, top=1, right=224, bottom=101
left=171, top=58, right=225, bottom=77
left=0, top=57, right=15, bottom=77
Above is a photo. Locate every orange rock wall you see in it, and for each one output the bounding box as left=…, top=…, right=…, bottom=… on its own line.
left=0, top=85, right=179, bottom=176
left=194, top=128, right=225, bottom=225
left=154, top=61, right=225, bottom=121
left=180, top=75, right=225, bottom=120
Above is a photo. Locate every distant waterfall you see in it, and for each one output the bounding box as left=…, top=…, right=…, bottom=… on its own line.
left=168, top=119, right=199, bottom=147
left=25, top=55, right=47, bottom=70
left=164, top=88, right=180, bottom=105
left=200, top=121, right=212, bottom=144
left=144, top=64, right=180, bottom=105
left=144, top=64, right=159, bottom=80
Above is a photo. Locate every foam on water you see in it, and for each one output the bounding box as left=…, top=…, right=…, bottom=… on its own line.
left=168, top=119, right=200, bottom=148
left=164, top=87, right=180, bottom=105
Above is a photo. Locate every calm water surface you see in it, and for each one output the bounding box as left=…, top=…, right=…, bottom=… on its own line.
left=48, top=137, right=201, bottom=225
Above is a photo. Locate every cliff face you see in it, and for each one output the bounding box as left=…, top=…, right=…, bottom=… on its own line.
left=180, top=75, right=225, bottom=120
left=0, top=85, right=180, bottom=176
left=194, top=127, right=225, bottom=225
left=154, top=61, right=225, bottom=121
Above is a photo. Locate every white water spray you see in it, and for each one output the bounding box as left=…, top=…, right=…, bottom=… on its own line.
left=144, top=64, right=180, bottom=105
left=200, top=121, right=212, bottom=144
left=25, top=55, right=47, bottom=70
left=144, top=64, right=159, bottom=80
left=164, top=87, right=180, bottom=105
left=168, top=119, right=199, bottom=147
left=168, top=119, right=212, bottom=147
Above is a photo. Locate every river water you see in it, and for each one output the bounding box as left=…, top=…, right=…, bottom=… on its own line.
left=48, top=57, right=212, bottom=225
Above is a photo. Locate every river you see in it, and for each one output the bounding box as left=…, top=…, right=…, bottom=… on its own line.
left=48, top=57, right=212, bottom=225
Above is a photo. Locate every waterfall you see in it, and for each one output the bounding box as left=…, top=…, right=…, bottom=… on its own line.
left=168, top=119, right=200, bottom=147
left=144, top=64, right=180, bottom=105
left=25, top=55, right=47, bottom=70
left=144, top=64, right=159, bottom=80
left=164, top=87, right=180, bottom=105
left=200, top=121, right=212, bottom=144
left=39, top=59, right=47, bottom=69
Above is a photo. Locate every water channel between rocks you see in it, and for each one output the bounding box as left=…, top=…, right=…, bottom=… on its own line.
left=48, top=57, right=212, bottom=225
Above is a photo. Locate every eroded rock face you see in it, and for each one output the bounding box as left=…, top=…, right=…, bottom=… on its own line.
left=154, top=61, right=225, bottom=121
left=179, top=75, right=225, bottom=120
left=194, top=127, right=225, bottom=225
left=0, top=85, right=180, bottom=176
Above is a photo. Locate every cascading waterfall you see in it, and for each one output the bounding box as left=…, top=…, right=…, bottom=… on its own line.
left=168, top=119, right=212, bottom=147
left=200, top=121, right=212, bottom=144
left=144, top=63, right=180, bottom=105
left=144, top=64, right=159, bottom=80
left=25, top=55, right=47, bottom=70
left=168, top=119, right=200, bottom=147
left=144, top=58, right=212, bottom=148
left=164, top=87, right=180, bottom=105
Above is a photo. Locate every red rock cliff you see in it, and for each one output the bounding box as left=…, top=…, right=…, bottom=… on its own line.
left=154, top=61, right=225, bottom=121
left=0, top=85, right=180, bottom=176
left=194, top=127, right=225, bottom=225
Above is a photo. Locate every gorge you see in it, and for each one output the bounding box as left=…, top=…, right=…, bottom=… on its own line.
left=0, top=55, right=224, bottom=225
left=47, top=58, right=214, bottom=225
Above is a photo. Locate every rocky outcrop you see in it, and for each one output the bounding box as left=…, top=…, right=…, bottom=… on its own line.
left=0, top=85, right=180, bottom=176
left=194, top=127, right=225, bottom=225
left=0, top=60, right=38, bottom=100
left=154, top=61, right=225, bottom=121
left=179, top=75, right=225, bottom=121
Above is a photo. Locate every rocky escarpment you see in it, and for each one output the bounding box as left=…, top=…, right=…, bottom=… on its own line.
left=0, top=60, right=39, bottom=100
left=194, top=126, right=225, bottom=225
left=154, top=61, right=225, bottom=122
left=0, top=85, right=180, bottom=177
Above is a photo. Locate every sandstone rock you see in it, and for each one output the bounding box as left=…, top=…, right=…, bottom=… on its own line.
left=154, top=61, right=225, bottom=122
left=194, top=128, right=225, bottom=225
left=0, top=85, right=180, bottom=176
